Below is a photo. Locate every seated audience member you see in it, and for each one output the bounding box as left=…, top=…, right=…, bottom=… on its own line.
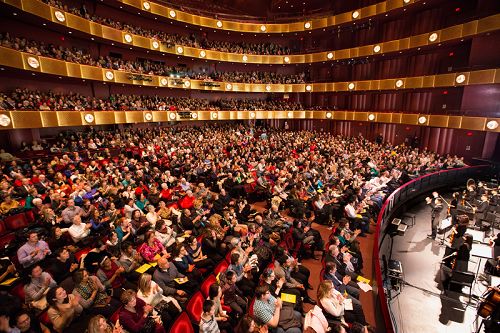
left=137, top=273, right=181, bottom=315
left=154, top=220, right=177, bottom=248
left=118, top=242, right=143, bottom=281
left=186, top=235, right=215, bottom=271
left=139, top=231, right=168, bottom=263
left=87, top=314, right=123, bottom=333
left=207, top=283, right=232, bottom=330
left=220, top=270, right=247, bottom=319
left=171, top=243, right=203, bottom=283
left=274, top=255, right=316, bottom=305
left=13, top=309, right=50, bottom=333
left=0, top=195, right=19, bottom=214
left=68, top=215, right=92, bottom=243
left=317, top=280, right=366, bottom=326
left=83, top=241, right=112, bottom=274
left=235, top=315, right=266, bottom=333
left=199, top=300, right=220, bottom=333
left=304, top=305, right=329, bottom=333
left=227, top=252, right=255, bottom=298
left=17, top=231, right=51, bottom=268
left=152, top=257, right=193, bottom=301
left=119, top=289, right=165, bottom=333
left=46, top=286, right=83, bottom=333
left=96, top=257, right=135, bottom=299
left=72, top=269, right=120, bottom=317
left=323, top=262, right=360, bottom=300
left=115, top=218, right=135, bottom=243
left=130, top=209, right=150, bottom=235
left=202, top=229, right=225, bottom=263
left=106, top=231, right=121, bottom=258
left=24, top=264, right=57, bottom=310
left=253, top=285, right=302, bottom=333
left=50, top=247, right=79, bottom=283
left=61, top=199, right=83, bottom=225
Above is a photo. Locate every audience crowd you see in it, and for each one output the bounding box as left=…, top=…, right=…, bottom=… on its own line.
left=0, top=124, right=466, bottom=333
left=42, top=0, right=292, bottom=56
left=0, top=33, right=304, bottom=85
left=0, top=89, right=304, bottom=112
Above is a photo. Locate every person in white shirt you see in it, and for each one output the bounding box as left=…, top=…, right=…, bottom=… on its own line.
left=137, top=273, right=181, bottom=312
left=145, top=205, right=160, bottom=228
left=31, top=141, right=43, bottom=151
left=68, top=215, right=92, bottom=243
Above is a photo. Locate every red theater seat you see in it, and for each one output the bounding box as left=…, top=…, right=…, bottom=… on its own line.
left=200, top=274, right=217, bottom=297
left=0, top=233, right=16, bottom=250
left=10, top=282, right=26, bottom=303
left=169, top=312, right=194, bottom=333
left=25, top=210, right=35, bottom=224
left=4, top=213, right=29, bottom=231
left=0, top=220, right=8, bottom=236
left=186, top=291, right=204, bottom=323
left=214, top=261, right=228, bottom=275
left=74, top=247, right=91, bottom=262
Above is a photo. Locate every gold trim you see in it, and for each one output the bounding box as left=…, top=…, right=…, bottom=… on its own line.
left=3, top=1, right=499, bottom=64
left=115, top=0, right=420, bottom=33
left=2, top=111, right=498, bottom=132
left=1, top=46, right=498, bottom=93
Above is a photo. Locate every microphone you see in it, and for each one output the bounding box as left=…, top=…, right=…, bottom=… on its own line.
left=441, top=252, right=457, bottom=262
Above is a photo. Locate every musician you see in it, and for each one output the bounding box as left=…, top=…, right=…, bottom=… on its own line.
left=441, top=234, right=473, bottom=291
left=475, top=194, right=490, bottom=227
left=454, top=234, right=473, bottom=271
left=482, top=285, right=500, bottom=333
left=476, top=182, right=487, bottom=198
left=442, top=233, right=473, bottom=270
left=426, top=196, right=444, bottom=240
left=464, top=181, right=476, bottom=202
left=449, top=192, right=459, bottom=223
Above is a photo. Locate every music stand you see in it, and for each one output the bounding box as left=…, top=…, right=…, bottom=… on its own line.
left=470, top=243, right=493, bottom=291
left=438, top=217, right=453, bottom=246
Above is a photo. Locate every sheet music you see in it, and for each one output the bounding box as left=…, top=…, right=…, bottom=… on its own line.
left=344, top=298, right=353, bottom=311
left=439, top=217, right=452, bottom=230
left=357, top=282, right=373, bottom=292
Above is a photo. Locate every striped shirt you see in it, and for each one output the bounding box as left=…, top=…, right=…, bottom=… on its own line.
left=199, top=315, right=220, bottom=333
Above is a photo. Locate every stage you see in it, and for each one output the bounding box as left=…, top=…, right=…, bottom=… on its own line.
left=385, top=200, right=498, bottom=333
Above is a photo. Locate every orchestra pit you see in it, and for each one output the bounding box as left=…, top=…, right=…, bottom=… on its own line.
left=0, top=1, right=499, bottom=333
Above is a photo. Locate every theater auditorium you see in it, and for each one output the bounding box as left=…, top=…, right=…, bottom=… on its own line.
left=0, top=1, right=499, bottom=333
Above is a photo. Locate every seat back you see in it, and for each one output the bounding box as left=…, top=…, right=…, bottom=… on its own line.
left=450, top=270, right=475, bottom=285
left=25, top=210, right=36, bottom=224
left=284, top=233, right=294, bottom=250
left=4, top=213, right=29, bottom=231
left=214, top=260, right=228, bottom=275
left=74, top=247, right=92, bottom=262
left=170, top=312, right=194, bottom=333
left=11, top=283, right=26, bottom=303
left=225, top=250, right=232, bottom=263
left=200, top=274, right=217, bottom=298
left=248, top=297, right=256, bottom=317
left=186, top=291, right=204, bottom=323
left=0, top=220, right=8, bottom=236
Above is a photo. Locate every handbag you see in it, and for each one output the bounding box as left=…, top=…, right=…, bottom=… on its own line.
left=139, top=315, right=157, bottom=333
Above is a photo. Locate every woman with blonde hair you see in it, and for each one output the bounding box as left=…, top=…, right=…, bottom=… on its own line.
left=317, top=280, right=366, bottom=326
left=87, top=315, right=123, bottom=333
left=137, top=273, right=181, bottom=312
left=136, top=273, right=180, bottom=332
left=317, top=280, right=345, bottom=326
